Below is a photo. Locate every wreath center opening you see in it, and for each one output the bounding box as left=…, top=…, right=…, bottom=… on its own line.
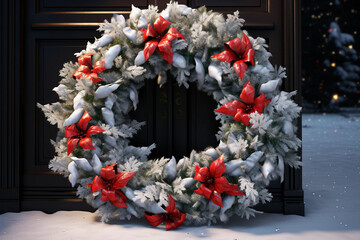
left=130, top=80, right=219, bottom=160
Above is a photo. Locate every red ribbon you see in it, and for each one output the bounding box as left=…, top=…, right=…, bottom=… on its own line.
left=65, top=111, right=104, bottom=155
left=87, top=164, right=137, bottom=208
left=72, top=53, right=106, bottom=83
left=215, top=81, right=271, bottom=125
left=144, top=194, right=186, bottom=231
left=194, top=155, right=245, bottom=207
left=140, top=16, right=185, bottom=66
left=211, top=33, right=255, bottom=80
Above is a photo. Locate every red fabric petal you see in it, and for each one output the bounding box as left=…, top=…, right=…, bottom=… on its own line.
left=73, top=65, right=91, bottom=79
left=194, top=166, right=211, bottom=183
left=233, top=60, right=248, bottom=80
left=157, top=39, right=174, bottom=66
left=211, top=50, right=238, bottom=63
left=79, top=137, right=95, bottom=150
left=109, top=190, right=128, bottom=208
left=165, top=194, right=187, bottom=230
left=87, top=175, right=106, bottom=193
left=78, top=111, right=92, bottom=132
left=253, top=93, right=271, bottom=113
left=78, top=53, right=92, bottom=68
left=143, top=39, right=159, bottom=62
left=209, top=155, right=226, bottom=179
left=116, top=190, right=127, bottom=202
left=243, top=48, right=255, bottom=66
left=93, top=60, right=106, bottom=73
left=154, top=16, right=171, bottom=35
left=194, top=184, right=212, bottom=199
left=240, top=81, right=255, bottom=104
left=110, top=197, right=127, bottom=208
left=112, top=171, right=137, bottom=189
left=86, top=126, right=104, bottom=135
left=101, top=189, right=116, bottom=202
left=166, top=194, right=176, bottom=213
left=214, top=176, right=231, bottom=193
left=65, top=124, right=81, bottom=138
left=225, top=184, right=245, bottom=196
left=67, top=138, right=80, bottom=155
left=140, top=28, right=147, bottom=40
left=141, top=24, right=158, bottom=41
left=100, top=164, right=117, bottom=180
left=215, top=100, right=245, bottom=117
left=165, top=211, right=186, bottom=231
left=145, top=213, right=166, bottom=227
left=85, top=73, right=102, bottom=83
left=234, top=108, right=250, bottom=125
left=163, top=27, right=185, bottom=42
left=225, top=37, right=242, bottom=56
left=210, top=191, right=223, bottom=207
left=240, top=33, right=252, bottom=54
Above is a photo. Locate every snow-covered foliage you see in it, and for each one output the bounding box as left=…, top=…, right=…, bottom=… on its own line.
left=38, top=2, right=301, bottom=226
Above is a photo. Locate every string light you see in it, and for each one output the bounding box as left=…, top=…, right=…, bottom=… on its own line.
left=331, top=62, right=336, bottom=67
left=348, top=45, right=353, bottom=49
left=333, top=94, right=339, bottom=101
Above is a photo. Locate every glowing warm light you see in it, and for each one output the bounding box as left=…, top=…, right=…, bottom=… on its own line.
left=333, top=94, right=339, bottom=101
left=331, top=62, right=336, bottom=67
left=348, top=45, right=353, bottom=49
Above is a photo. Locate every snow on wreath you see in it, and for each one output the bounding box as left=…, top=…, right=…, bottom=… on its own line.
left=38, top=1, right=302, bottom=230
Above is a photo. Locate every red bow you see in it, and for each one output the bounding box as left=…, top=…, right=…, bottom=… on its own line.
left=72, top=53, right=106, bottom=83
left=87, top=164, right=137, bottom=208
left=211, top=34, right=255, bottom=80
left=194, top=155, right=245, bottom=207
left=140, top=16, right=185, bottom=66
left=65, top=111, right=104, bottom=155
left=144, top=194, right=186, bottom=231
left=215, top=81, right=271, bottom=125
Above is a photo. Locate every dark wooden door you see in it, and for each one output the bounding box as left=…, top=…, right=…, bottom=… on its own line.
left=0, top=0, right=303, bottom=215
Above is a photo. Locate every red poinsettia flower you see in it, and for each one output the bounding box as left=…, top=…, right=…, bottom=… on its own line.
left=215, top=81, right=271, bottom=125
left=72, top=53, right=106, bottom=83
left=194, top=155, right=245, bottom=207
left=65, top=111, right=104, bottom=155
left=144, top=194, right=186, bottom=231
left=211, top=33, right=255, bottom=80
left=140, top=16, right=185, bottom=66
left=87, top=164, right=137, bottom=208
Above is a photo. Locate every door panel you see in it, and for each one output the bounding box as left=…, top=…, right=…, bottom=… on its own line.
left=0, top=0, right=303, bottom=215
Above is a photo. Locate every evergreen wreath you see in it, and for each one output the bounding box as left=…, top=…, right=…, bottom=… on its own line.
left=38, top=2, right=302, bottom=230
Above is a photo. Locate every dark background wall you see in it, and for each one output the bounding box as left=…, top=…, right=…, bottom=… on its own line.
left=0, top=0, right=303, bottom=215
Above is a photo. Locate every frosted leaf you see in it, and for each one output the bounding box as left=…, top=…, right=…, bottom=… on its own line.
left=118, top=157, right=143, bottom=172
left=37, top=103, right=67, bottom=128
left=249, top=112, right=272, bottom=135
left=249, top=135, right=264, bottom=150
left=227, top=133, right=248, bottom=159
left=122, top=66, right=146, bottom=79
left=172, top=177, right=186, bottom=194
left=64, top=108, right=84, bottom=127
left=165, top=156, right=177, bottom=181
left=104, top=45, right=121, bottom=69
left=258, top=189, right=272, bottom=204
left=94, top=84, right=120, bottom=99
left=146, top=157, right=170, bottom=178
left=239, top=177, right=258, bottom=204
left=172, top=39, right=188, bottom=51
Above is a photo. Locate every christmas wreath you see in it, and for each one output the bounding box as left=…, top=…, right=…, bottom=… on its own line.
left=38, top=2, right=302, bottom=230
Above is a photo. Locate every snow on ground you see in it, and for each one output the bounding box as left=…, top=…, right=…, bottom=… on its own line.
left=1, top=113, right=360, bottom=240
